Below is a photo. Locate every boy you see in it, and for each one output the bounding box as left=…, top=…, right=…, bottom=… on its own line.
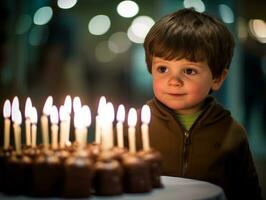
left=137, top=8, right=262, bottom=200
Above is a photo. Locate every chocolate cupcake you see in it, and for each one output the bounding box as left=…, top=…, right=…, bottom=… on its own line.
left=4, top=153, right=33, bottom=196
left=62, top=151, right=94, bottom=198
left=122, top=153, right=152, bottom=193
left=138, top=149, right=163, bottom=188
left=94, top=151, right=123, bottom=196
left=33, top=150, right=64, bottom=197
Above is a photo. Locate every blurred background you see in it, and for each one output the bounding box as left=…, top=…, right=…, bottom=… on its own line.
left=0, top=0, right=265, bottom=198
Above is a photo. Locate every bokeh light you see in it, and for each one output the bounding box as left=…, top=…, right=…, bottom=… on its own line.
left=33, top=6, right=53, bottom=25
left=117, top=0, right=139, bottom=18
left=108, top=32, right=132, bottom=53
left=88, top=15, right=111, bottom=35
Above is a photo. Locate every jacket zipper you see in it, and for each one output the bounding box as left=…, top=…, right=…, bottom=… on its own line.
left=182, top=130, right=191, bottom=176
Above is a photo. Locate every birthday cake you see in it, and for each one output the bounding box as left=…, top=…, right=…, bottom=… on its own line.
left=0, top=96, right=163, bottom=198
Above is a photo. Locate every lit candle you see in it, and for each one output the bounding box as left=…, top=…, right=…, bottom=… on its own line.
left=141, top=105, right=151, bottom=151
left=50, top=105, right=59, bottom=150
left=63, top=95, right=72, bottom=144
left=74, top=108, right=85, bottom=149
left=3, top=99, right=11, bottom=150
left=73, top=96, right=82, bottom=113
left=116, top=104, right=125, bottom=148
left=12, top=109, right=22, bottom=154
left=127, top=108, right=137, bottom=153
left=102, top=102, right=114, bottom=150
left=30, top=107, right=38, bottom=148
left=41, top=96, right=53, bottom=150
left=59, top=105, right=68, bottom=149
left=81, top=105, right=91, bottom=147
left=25, top=97, right=32, bottom=146
left=95, top=96, right=106, bottom=144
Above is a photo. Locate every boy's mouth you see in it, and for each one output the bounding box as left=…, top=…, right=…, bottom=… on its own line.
left=167, top=93, right=186, bottom=97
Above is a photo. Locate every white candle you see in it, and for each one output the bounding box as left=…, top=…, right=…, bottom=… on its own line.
left=12, top=110, right=22, bottom=154
left=95, top=96, right=106, bottom=144
left=59, top=105, right=68, bottom=149
left=101, top=102, right=114, bottom=150
left=82, top=105, right=91, bottom=145
left=41, top=96, right=53, bottom=149
left=141, top=105, right=151, bottom=151
left=64, top=95, right=72, bottom=144
left=25, top=97, right=32, bottom=146
left=74, top=108, right=86, bottom=149
left=50, top=105, right=59, bottom=150
left=128, top=108, right=137, bottom=153
left=116, top=104, right=125, bottom=148
left=30, top=107, right=38, bottom=148
left=3, top=100, right=11, bottom=149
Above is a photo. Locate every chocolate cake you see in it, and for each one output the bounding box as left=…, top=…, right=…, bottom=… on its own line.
left=62, top=151, right=94, bottom=198
left=122, top=153, right=152, bottom=193
left=138, top=148, right=163, bottom=188
left=94, top=150, right=124, bottom=195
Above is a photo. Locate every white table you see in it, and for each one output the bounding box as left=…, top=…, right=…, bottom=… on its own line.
left=0, top=176, right=226, bottom=200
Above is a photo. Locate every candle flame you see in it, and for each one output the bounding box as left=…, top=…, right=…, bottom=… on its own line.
left=43, top=96, right=53, bottom=115
left=59, top=105, right=68, bottom=121
left=128, top=108, right=137, bottom=127
left=64, top=95, right=72, bottom=114
left=13, top=110, right=22, bottom=125
left=3, top=99, right=11, bottom=118
left=117, top=104, right=125, bottom=122
left=106, top=102, right=115, bottom=122
left=25, top=97, right=32, bottom=118
left=82, top=105, right=91, bottom=127
left=74, top=110, right=83, bottom=128
left=141, top=105, right=151, bottom=124
left=30, top=106, right=38, bottom=124
left=73, top=96, right=81, bottom=113
left=50, top=105, right=59, bottom=124
left=97, top=96, right=106, bottom=115
left=11, top=97, right=19, bottom=122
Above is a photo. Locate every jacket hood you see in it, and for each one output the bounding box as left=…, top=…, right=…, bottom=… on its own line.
left=147, top=96, right=231, bottom=127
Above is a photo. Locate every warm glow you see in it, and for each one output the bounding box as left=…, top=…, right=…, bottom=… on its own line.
left=59, top=105, right=68, bottom=121
left=73, top=96, right=82, bottom=113
left=97, top=96, right=106, bottom=115
left=128, top=108, right=137, bottom=127
left=249, top=19, right=266, bottom=43
left=64, top=95, right=72, bottom=114
left=117, top=104, right=125, bottom=122
left=106, top=102, right=115, bottom=122
left=13, top=110, right=22, bottom=125
left=3, top=99, right=11, bottom=118
left=30, top=107, right=38, bottom=124
left=43, top=96, right=53, bottom=115
left=82, top=105, right=91, bottom=127
left=50, top=105, right=59, bottom=124
left=11, top=97, right=19, bottom=122
left=117, top=0, right=139, bottom=18
left=74, top=110, right=83, bottom=129
left=25, top=97, right=32, bottom=118
left=141, top=105, right=151, bottom=124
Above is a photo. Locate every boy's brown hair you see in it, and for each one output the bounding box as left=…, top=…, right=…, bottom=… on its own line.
left=144, top=8, right=235, bottom=78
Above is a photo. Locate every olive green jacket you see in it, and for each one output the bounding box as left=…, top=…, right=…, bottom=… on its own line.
left=135, top=96, right=262, bottom=200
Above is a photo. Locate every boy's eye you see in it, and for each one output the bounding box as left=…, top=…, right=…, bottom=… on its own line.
left=157, top=66, right=168, bottom=73
left=184, top=68, right=197, bottom=75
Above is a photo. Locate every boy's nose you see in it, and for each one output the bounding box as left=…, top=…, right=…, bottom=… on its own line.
left=168, top=76, right=183, bottom=87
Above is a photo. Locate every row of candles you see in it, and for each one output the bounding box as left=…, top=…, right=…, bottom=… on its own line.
left=2, top=95, right=151, bottom=154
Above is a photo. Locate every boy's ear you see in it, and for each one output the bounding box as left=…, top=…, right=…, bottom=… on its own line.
left=211, top=69, right=228, bottom=91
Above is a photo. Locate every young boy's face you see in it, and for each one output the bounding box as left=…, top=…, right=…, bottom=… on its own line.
left=151, top=57, right=225, bottom=115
